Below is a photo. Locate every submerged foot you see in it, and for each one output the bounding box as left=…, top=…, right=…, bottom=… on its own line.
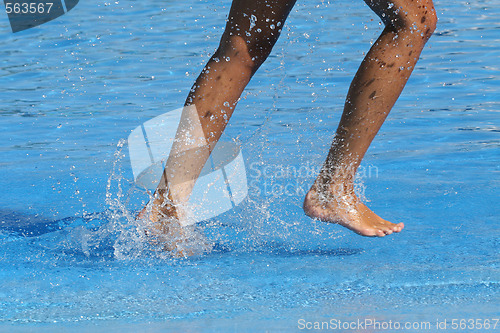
left=303, top=184, right=404, bottom=237
left=136, top=197, right=198, bottom=256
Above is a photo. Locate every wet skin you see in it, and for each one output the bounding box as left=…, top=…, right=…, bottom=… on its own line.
left=138, top=0, right=437, bottom=240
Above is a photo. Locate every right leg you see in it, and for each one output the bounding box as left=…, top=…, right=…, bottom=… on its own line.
left=303, top=0, right=437, bottom=237
left=139, top=0, right=297, bottom=230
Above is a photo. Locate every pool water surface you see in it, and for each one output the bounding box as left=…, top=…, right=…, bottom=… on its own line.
left=0, top=0, right=498, bottom=331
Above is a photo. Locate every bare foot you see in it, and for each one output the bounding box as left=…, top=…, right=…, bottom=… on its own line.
left=136, top=193, right=180, bottom=227
left=136, top=195, right=196, bottom=256
left=303, top=184, right=404, bottom=237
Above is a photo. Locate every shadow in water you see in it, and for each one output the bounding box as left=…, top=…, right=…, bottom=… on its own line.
left=211, top=241, right=363, bottom=257
left=0, top=209, right=106, bottom=237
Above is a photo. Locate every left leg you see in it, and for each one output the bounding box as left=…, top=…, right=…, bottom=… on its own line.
left=304, top=0, right=437, bottom=236
left=138, top=0, right=297, bottom=230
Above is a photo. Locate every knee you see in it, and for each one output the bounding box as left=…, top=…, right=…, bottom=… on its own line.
left=412, top=7, right=437, bottom=41
left=245, top=28, right=283, bottom=68
left=394, top=4, right=438, bottom=42
left=214, top=35, right=258, bottom=74
left=215, top=31, right=279, bottom=74
left=369, top=0, right=438, bottom=44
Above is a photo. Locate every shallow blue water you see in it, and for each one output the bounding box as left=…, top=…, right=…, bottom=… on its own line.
left=0, top=0, right=499, bottom=331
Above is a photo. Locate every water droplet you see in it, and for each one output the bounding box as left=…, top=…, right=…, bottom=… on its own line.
left=249, top=14, right=257, bottom=30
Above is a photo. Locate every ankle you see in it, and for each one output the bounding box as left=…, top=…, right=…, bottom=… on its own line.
left=311, top=176, right=354, bottom=196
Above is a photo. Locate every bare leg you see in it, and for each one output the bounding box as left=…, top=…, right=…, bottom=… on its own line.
left=303, top=0, right=437, bottom=236
left=138, top=0, right=296, bottom=232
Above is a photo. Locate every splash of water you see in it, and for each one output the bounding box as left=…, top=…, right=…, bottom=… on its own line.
left=105, top=139, right=212, bottom=259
